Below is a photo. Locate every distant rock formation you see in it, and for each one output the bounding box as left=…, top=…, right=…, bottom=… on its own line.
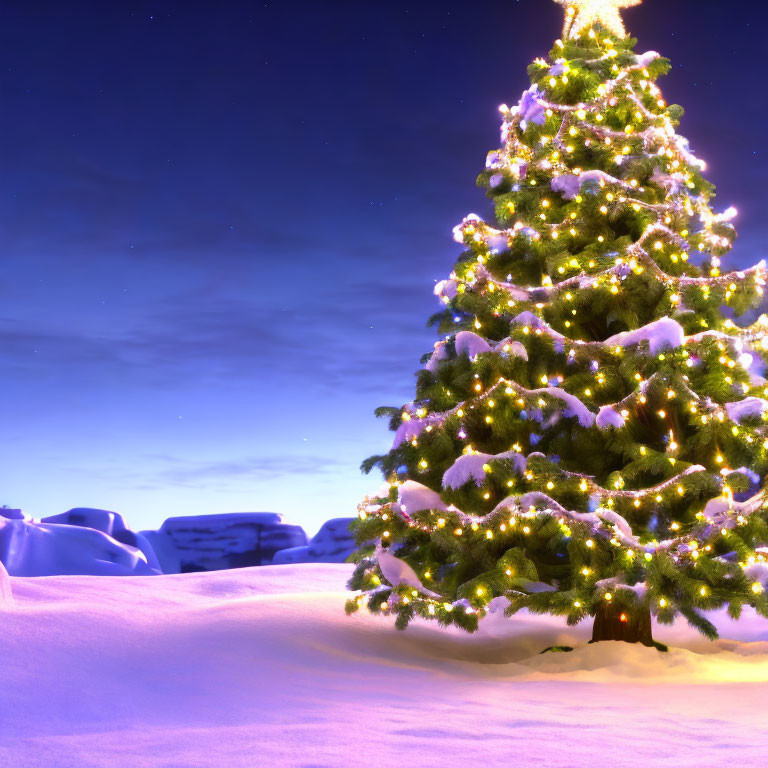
left=0, top=517, right=160, bottom=577
left=0, top=506, right=354, bottom=576
left=0, top=507, right=25, bottom=521
left=146, top=513, right=308, bottom=572
left=42, top=508, right=126, bottom=536
left=272, top=518, right=355, bottom=564
left=42, top=508, right=161, bottom=573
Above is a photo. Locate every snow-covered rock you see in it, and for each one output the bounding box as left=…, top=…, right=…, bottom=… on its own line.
left=42, top=507, right=127, bottom=536
left=0, top=559, right=12, bottom=607
left=156, top=513, right=308, bottom=572
left=272, top=518, right=355, bottom=564
left=139, top=529, right=183, bottom=574
left=0, top=507, right=25, bottom=521
left=41, top=507, right=162, bottom=572
left=0, top=518, right=160, bottom=577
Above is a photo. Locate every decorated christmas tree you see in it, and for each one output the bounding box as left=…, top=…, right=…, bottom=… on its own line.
left=347, top=0, right=768, bottom=647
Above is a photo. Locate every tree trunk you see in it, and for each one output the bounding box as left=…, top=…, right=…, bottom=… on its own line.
left=591, top=602, right=654, bottom=646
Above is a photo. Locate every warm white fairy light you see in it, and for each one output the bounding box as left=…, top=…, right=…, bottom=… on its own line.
left=350, top=4, right=768, bottom=637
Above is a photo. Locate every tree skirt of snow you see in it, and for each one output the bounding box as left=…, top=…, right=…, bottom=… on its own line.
left=3, top=564, right=768, bottom=767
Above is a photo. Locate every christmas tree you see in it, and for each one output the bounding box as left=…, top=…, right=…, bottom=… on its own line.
left=347, top=0, right=768, bottom=647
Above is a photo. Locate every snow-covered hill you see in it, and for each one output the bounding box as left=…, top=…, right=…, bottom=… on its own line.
left=2, top=564, right=768, bottom=767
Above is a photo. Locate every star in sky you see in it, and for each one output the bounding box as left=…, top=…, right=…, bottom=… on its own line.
left=553, top=0, right=642, bottom=39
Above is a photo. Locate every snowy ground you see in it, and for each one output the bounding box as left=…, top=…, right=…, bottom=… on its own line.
left=3, top=564, right=768, bottom=768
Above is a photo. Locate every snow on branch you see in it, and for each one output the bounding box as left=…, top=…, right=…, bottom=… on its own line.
left=442, top=450, right=529, bottom=490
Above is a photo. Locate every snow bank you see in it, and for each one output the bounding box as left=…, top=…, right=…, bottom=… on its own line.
left=2, top=564, right=768, bottom=767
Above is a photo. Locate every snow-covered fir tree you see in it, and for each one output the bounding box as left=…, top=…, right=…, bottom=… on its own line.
left=347, top=0, right=768, bottom=647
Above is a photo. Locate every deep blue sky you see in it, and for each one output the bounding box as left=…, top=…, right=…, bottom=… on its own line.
left=1, top=0, right=766, bottom=533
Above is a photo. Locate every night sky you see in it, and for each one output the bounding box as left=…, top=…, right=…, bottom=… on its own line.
left=1, top=0, right=766, bottom=533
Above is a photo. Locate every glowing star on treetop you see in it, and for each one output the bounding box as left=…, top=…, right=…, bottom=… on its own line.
left=554, top=0, right=642, bottom=39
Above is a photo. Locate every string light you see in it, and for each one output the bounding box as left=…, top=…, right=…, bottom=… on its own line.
left=351, top=1, right=768, bottom=642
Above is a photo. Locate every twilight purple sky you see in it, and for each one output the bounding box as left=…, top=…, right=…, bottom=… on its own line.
left=1, top=0, right=766, bottom=533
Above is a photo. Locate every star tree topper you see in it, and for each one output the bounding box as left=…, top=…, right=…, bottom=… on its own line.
left=554, top=0, right=642, bottom=39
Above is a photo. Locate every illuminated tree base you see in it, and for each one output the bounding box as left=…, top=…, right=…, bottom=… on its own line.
left=590, top=603, right=656, bottom=647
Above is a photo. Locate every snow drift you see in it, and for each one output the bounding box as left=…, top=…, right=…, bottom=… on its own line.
left=2, top=564, right=768, bottom=767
